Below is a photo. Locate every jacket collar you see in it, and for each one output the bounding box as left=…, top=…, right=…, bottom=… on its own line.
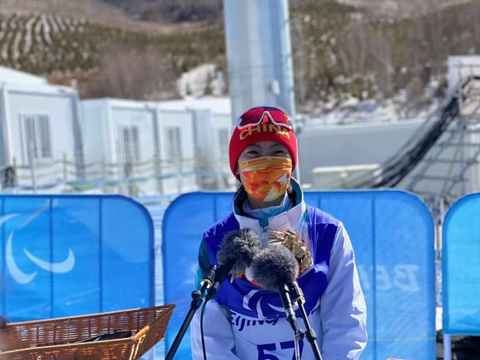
left=232, top=178, right=306, bottom=239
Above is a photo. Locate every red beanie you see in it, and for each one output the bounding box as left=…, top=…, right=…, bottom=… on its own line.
left=229, top=106, right=298, bottom=180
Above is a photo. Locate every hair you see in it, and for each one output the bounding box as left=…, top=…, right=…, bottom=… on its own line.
left=286, top=185, right=296, bottom=204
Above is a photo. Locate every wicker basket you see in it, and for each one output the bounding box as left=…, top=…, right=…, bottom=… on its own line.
left=0, top=304, right=175, bottom=360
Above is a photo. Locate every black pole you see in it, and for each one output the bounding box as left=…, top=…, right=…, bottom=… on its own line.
left=297, top=302, right=322, bottom=360
left=165, top=265, right=216, bottom=360
left=290, top=282, right=323, bottom=360
left=165, top=289, right=203, bottom=360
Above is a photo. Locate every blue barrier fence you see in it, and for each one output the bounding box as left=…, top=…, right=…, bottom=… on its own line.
left=0, top=191, right=438, bottom=360
left=443, top=193, right=480, bottom=335
left=162, top=191, right=436, bottom=360
left=0, top=195, right=154, bottom=322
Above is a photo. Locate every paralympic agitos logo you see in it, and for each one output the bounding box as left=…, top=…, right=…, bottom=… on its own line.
left=242, top=289, right=298, bottom=318
left=0, top=210, right=75, bottom=285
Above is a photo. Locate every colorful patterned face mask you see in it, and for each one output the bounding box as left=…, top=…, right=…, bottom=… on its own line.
left=239, top=157, right=292, bottom=202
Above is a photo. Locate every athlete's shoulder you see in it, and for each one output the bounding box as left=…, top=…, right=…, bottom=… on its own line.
left=306, top=204, right=341, bottom=227
left=203, top=212, right=239, bottom=239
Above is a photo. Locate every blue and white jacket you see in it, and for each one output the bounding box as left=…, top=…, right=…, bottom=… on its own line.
left=191, top=180, right=367, bottom=359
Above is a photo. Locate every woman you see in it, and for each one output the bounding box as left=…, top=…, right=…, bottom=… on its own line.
left=191, top=106, right=367, bottom=359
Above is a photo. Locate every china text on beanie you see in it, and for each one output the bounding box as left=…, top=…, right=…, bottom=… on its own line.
left=229, top=106, right=297, bottom=180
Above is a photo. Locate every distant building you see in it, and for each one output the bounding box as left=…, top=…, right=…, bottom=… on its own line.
left=81, top=98, right=201, bottom=195
left=0, top=66, right=81, bottom=192
left=157, top=97, right=233, bottom=190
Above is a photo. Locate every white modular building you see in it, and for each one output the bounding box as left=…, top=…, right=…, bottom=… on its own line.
left=448, top=55, right=480, bottom=95
left=155, top=108, right=196, bottom=194
left=191, top=110, right=233, bottom=190
left=157, top=97, right=234, bottom=190
left=0, top=66, right=81, bottom=192
left=81, top=98, right=197, bottom=196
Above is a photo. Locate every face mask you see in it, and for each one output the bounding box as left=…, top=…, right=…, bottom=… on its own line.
left=239, top=157, right=292, bottom=202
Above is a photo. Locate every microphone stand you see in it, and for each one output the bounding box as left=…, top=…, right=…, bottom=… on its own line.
left=165, top=265, right=217, bottom=360
left=290, top=282, right=323, bottom=360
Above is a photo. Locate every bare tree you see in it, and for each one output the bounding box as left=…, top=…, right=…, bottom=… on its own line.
left=368, top=28, right=394, bottom=97
left=104, top=0, right=223, bottom=23
left=87, top=41, right=179, bottom=100
left=333, top=19, right=371, bottom=77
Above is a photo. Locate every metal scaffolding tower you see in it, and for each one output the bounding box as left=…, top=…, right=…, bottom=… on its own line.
left=405, top=74, right=480, bottom=217
left=333, top=70, right=480, bottom=218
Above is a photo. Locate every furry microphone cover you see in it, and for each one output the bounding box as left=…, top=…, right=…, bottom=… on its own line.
left=217, top=228, right=262, bottom=274
left=251, top=244, right=299, bottom=292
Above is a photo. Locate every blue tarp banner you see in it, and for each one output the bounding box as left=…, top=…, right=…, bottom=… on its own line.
left=443, top=193, right=480, bottom=335
left=162, top=191, right=436, bottom=360
left=0, top=195, right=154, bottom=322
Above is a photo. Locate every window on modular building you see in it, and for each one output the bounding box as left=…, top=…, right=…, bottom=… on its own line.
left=20, top=114, right=52, bottom=162
left=23, top=115, right=38, bottom=160
left=218, top=128, right=229, bottom=160
left=167, top=127, right=182, bottom=161
left=38, top=115, right=52, bottom=158
left=123, top=127, right=131, bottom=161
left=122, top=125, right=141, bottom=162
left=131, top=126, right=140, bottom=161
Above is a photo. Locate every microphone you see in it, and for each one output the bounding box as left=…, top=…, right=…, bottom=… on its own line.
left=251, top=244, right=299, bottom=332
left=205, top=228, right=261, bottom=301
left=252, top=245, right=323, bottom=360
left=199, top=265, right=217, bottom=293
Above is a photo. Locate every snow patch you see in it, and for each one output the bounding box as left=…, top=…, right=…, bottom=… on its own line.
left=177, top=63, right=225, bottom=98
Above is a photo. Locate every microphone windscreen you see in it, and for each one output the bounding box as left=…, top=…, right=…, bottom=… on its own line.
left=251, top=244, right=298, bottom=292
left=217, top=228, right=261, bottom=274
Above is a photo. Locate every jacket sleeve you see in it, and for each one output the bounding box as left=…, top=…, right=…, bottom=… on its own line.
left=190, top=239, right=240, bottom=360
left=320, top=223, right=367, bottom=360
